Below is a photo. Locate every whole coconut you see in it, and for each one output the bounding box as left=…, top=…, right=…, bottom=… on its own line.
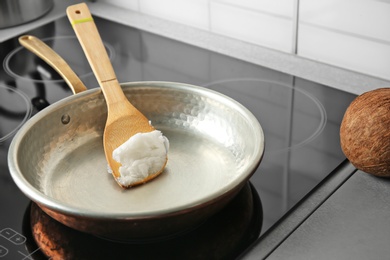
left=340, top=88, right=390, bottom=177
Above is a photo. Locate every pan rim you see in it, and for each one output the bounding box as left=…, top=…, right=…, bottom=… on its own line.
left=8, top=81, right=264, bottom=220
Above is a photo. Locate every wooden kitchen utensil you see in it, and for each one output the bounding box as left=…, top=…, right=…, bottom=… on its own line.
left=19, top=35, right=87, bottom=94
left=67, top=3, right=167, bottom=188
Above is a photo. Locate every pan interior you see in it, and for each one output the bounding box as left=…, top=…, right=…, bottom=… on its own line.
left=14, top=83, right=263, bottom=216
left=41, top=128, right=237, bottom=214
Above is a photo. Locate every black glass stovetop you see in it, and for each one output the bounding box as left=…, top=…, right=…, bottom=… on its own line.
left=0, top=16, right=356, bottom=259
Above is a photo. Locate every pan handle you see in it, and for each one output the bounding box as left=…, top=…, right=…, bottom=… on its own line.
left=18, top=35, right=88, bottom=95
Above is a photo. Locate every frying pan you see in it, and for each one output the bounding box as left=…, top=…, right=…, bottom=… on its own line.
left=8, top=80, right=264, bottom=241
left=8, top=79, right=264, bottom=241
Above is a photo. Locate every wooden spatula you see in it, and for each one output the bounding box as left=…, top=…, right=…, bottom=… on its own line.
left=67, top=3, right=167, bottom=188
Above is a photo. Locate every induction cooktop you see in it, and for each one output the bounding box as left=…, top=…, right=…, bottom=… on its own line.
left=0, top=16, right=356, bottom=259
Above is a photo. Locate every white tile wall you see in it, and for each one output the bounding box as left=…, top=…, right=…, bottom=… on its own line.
left=299, top=0, right=390, bottom=80
left=98, top=0, right=139, bottom=11
left=140, top=0, right=209, bottom=30
left=97, top=0, right=390, bottom=81
left=298, top=24, right=390, bottom=80
left=99, top=0, right=295, bottom=53
left=210, top=2, right=294, bottom=52
left=210, top=0, right=295, bottom=53
left=300, top=0, right=390, bottom=42
left=214, top=0, right=294, bottom=16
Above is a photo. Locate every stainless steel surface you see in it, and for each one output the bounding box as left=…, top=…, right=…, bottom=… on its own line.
left=8, top=81, right=264, bottom=240
left=265, top=170, right=390, bottom=260
left=0, top=0, right=53, bottom=29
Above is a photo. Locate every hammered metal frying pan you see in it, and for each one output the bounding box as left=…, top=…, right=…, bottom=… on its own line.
left=8, top=40, right=264, bottom=241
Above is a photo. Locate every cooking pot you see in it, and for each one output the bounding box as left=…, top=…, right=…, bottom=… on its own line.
left=0, top=0, right=53, bottom=29
left=8, top=81, right=264, bottom=241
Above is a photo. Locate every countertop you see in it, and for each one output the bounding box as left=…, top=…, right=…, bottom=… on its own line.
left=241, top=165, right=390, bottom=259
left=266, top=170, right=390, bottom=259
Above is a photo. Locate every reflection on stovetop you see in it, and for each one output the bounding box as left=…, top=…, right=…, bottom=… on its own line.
left=0, top=15, right=357, bottom=257
left=22, top=183, right=261, bottom=260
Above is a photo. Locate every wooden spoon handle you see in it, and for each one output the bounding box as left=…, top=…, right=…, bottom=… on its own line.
left=19, top=35, right=87, bottom=94
left=66, top=3, right=126, bottom=104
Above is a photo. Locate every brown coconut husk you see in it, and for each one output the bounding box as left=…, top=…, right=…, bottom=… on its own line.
left=340, top=88, right=390, bottom=177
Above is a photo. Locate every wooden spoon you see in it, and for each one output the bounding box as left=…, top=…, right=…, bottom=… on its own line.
left=67, top=3, right=167, bottom=188
left=18, top=35, right=87, bottom=94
